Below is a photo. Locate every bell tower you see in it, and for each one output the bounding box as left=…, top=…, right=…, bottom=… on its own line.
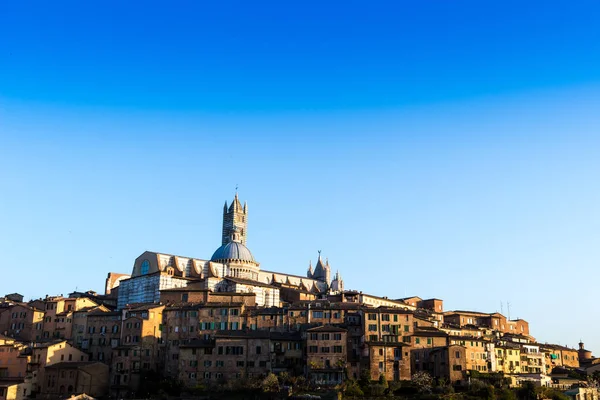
left=222, top=193, right=248, bottom=245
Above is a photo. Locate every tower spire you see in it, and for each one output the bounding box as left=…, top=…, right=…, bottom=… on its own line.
left=222, top=193, right=248, bottom=245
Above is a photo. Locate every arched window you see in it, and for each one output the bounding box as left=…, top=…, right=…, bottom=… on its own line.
left=140, top=260, right=150, bottom=275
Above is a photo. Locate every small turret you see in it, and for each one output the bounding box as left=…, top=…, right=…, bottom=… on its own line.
left=330, top=270, right=344, bottom=293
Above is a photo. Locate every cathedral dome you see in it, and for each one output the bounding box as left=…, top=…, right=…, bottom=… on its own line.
left=210, top=241, right=256, bottom=263
left=211, top=225, right=256, bottom=263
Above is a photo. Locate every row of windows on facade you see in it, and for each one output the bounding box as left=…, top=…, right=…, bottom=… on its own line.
left=307, top=346, right=344, bottom=353
left=308, top=333, right=343, bottom=340
left=167, top=321, right=302, bottom=331
left=82, top=335, right=140, bottom=346
left=367, top=324, right=412, bottom=332
left=366, top=334, right=412, bottom=342
left=187, top=359, right=269, bottom=368
left=188, top=371, right=241, bottom=379
left=169, top=321, right=242, bottom=332
left=0, top=358, right=25, bottom=365
left=368, top=313, right=411, bottom=322
left=450, top=340, right=488, bottom=347
left=85, top=322, right=141, bottom=334
left=173, top=309, right=240, bottom=317
left=171, top=310, right=347, bottom=319
left=51, top=354, right=85, bottom=362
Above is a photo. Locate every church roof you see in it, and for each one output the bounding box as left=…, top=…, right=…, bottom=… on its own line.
left=312, top=253, right=329, bottom=280
left=211, top=240, right=255, bottom=263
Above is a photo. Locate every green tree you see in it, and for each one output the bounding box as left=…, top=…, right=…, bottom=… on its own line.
left=517, top=381, right=537, bottom=400
left=262, top=373, right=280, bottom=393
left=378, top=374, right=388, bottom=388
left=358, top=368, right=371, bottom=389
left=343, top=379, right=364, bottom=398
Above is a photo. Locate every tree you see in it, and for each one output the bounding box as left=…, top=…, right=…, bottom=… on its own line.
left=412, top=371, right=433, bottom=394
left=358, top=368, right=371, bottom=389
left=262, top=373, right=280, bottom=393
left=378, top=374, right=388, bottom=388
left=343, top=379, right=364, bottom=398
left=517, top=381, right=537, bottom=400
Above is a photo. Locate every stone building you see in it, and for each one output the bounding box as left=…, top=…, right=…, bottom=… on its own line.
left=42, top=362, right=108, bottom=398
left=366, top=341, right=410, bottom=381
left=306, top=325, right=347, bottom=385
left=28, top=341, right=89, bottom=396
left=178, top=331, right=272, bottom=386
left=495, top=343, right=522, bottom=374
left=0, top=304, right=44, bottom=342
left=541, top=344, right=580, bottom=372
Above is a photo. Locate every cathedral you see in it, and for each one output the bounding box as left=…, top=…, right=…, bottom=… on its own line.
left=114, top=194, right=344, bottom=309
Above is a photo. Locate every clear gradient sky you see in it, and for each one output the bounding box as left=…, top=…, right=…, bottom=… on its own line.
left=1, top=1, right=600, bottom=352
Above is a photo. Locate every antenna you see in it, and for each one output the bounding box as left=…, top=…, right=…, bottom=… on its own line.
left=507, top=302, right=511, bottom=320
left=500, top=302, right=503, bottom=315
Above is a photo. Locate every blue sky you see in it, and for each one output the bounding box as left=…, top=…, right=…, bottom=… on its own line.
left=1, top=1, right=600, bottom=352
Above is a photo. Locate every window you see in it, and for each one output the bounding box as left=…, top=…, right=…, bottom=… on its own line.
left=368, top=324, right=377, bottom=331
left=237, top=361, right=244, bottom=367
left=455, top=351, right=461, bottom=359
left=334, top=333, right=342, bottom=340
left=415, top=338, right=420, bottom=344
left=216, top=360, right=224, bottom=367
left=333, top=346, right=343, bottom=353
left=140, top=260, right=150, bottom=275
left=204, top=360, right=212, bottom=367
left=312, top=311, right=323, bottom=318
left=256, top=346, right=261, bottom=354
left=321, top=347, right=330, bottom=353
left=453, top=365, right=462, bottom=371
left=309, top=346, right=319, bottom=353
left=321, top=333, right=330, bottom=340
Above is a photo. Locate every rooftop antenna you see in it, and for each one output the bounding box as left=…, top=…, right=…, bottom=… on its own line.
left=500, top=302, right=503, bottom=315
left=507, top=302, right=511, bottom=320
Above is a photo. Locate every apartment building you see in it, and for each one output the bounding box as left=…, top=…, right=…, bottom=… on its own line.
left=496, top=343, right=522, bottom=374
left=42, top=362, right=108, bottom=398
left=306, top=326, right=347, bottom=386
left=541, top=344, right=580, bottom=372
left=28, top=341, right=89, bottom=396
left=178, top=331, right=272, bottom=386
left=520, top=344, right=545, bottom=374
left=0, top=305, right=44, bottom=342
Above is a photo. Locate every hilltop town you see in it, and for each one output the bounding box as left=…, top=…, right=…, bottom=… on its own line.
left=1, top=195, right=598, bottom=400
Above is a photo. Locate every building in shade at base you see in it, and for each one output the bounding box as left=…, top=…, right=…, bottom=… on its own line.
left=115, top=194, right=344, bottom=309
